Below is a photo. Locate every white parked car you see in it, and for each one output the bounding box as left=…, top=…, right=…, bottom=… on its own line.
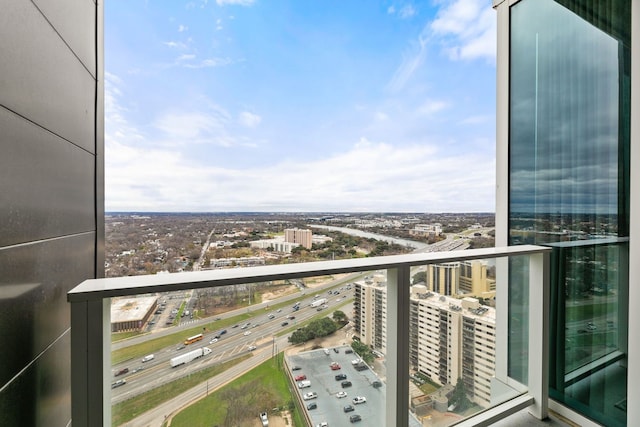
left=336, top=391, right=348, bottom=398
left=352, top=396, right=367, bottom=404
left=303, top=391, right=318, bottom=400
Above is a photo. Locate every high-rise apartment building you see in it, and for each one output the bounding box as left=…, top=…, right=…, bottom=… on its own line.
left=0, top=2, right=103, bottom=425
left=284, top=228, right=312, bottom=249
left=353, top=280, right=387, bottom=354
left=354, top=281, right=496, bottom=408
left=425, top=260, right=495, bottom=298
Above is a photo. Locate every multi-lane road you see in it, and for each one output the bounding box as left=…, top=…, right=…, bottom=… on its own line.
left=111, top=279, right=357, bottom=404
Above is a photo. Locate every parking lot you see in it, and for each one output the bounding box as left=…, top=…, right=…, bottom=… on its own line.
left=287, top=345, right=385, bottom=426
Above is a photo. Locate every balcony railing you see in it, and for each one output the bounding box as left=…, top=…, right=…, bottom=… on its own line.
left=68, top=245, right=550, bottom=427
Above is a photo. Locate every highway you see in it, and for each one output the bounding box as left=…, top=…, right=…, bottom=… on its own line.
left=111, top=281, right=356, bottom=404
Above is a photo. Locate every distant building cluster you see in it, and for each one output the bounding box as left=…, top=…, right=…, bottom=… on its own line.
left=110, top=296, right=158, bottom=332
left=353, top=280, right=496, bottom=408
left=209, top=256, right=265, bottom=268
left=250, top=239, right=300, bottom=253
left=410, top=223, right=442, bottom=237
left=284, top=228, right=312, bottom=249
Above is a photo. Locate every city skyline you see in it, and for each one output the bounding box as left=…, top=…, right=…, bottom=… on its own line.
left=106, top=0, right=496, bottom=212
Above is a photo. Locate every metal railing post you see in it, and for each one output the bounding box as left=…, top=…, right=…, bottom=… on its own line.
left=70, top=298, right=110, bottom=427
left=528, top=251, right=550, bottom=419
left=386, top=265, right=411, bottom=426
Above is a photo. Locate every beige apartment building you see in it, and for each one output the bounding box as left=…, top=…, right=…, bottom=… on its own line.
left=284, top=228, right=312, bottom=249
left=426, top=260, right=496, bottom=299
left=354, top=281, right=496, bottom=408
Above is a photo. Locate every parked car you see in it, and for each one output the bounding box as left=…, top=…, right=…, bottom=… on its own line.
left=336, top=391, right=348, bottom=398
left=343, top=404, right=354, bottom=413
left=341, top=381, right=352, bottom=388
left=295, top=374, right=307, bottom=381
left=303, top=391, right=318, bottom=400
left=349, top=414, right=362, bottom=423
left=307, top=402, right=317, bottom=410
left=335, top=374, right=347, bottom=380
left=352, top=396, right=367, bottom=405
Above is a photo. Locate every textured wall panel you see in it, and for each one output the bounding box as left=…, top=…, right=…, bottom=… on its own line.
left=0, top=0, right=95, bottom=151
left=32, top=0, right=97, bottom=77
left=0, top=108, right=95, bottom=247
left=0, top=330, right=72, bottom=427
left=0, top=233, right=95, bottom=390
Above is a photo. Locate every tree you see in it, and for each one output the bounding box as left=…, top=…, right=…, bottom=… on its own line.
left=412, top=271, right=427, bottom=284
left=332, top=310, right=348, bottom=325
left=451, top=378, right=471, bottom=412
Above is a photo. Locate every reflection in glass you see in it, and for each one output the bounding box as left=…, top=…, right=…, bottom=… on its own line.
left=509, top=0, right=629, bottom=425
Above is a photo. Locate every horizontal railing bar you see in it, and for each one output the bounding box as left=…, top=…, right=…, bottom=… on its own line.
left=68, top=245, right=549, bottom=302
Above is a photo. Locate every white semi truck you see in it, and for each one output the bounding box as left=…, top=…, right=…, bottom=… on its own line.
left=310, top=298, right=327, bottom=308
left=170, top=347, right=212, bottom=367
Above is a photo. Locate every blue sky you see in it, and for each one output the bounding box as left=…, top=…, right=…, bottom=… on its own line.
left=105, top=0, right=496, bottom=212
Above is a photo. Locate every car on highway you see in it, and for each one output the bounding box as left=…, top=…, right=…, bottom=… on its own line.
left=336, top=391, right=347, bottom=398
left=243, top=330, right=252, bottom=336
left=176, top=344, right=185, bottom=351
left=247, top=345, right=257, bottom=351
left=343, top=404, right=354, bottom=412
left=111, top=379, right=126, bottom=389
left=281, top=321, right=289, bottom=326
left=209, top=338, right=218, bottom=344
left=268, top=313, right=275, bottom=319
left=352, top=396, right=367, bottom=405
left=303, top=391, right=318, bottom=400
left=114, top=368, right=129, bottom=377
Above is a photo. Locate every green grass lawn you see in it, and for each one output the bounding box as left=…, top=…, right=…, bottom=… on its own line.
left=170, top=353, right=303, bottom=427
left=112, top=354, right=251, bottom=426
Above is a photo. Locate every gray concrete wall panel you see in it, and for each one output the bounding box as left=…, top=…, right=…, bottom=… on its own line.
left=32, top=0, right=97, bottom=77
left=0, top=233, right=94, bottom=390
left=0, top=0, right=95, bottom=152
left=0, top=108, right=95, bottom=247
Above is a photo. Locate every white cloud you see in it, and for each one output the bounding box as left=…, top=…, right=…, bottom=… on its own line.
left=105, top=74, right=494, bottom=212
left=177, top=54, right=196, bottom=61
left=163, top=41, right=187, bottom=49
left=183, top=57, right=233, bottom=68
left=399, top=5, right=416, bottom=19
left=216, top=0, right=254, bottom=6
left=430, top=0, right=496, bottom=61
left=417, top=100, right=449, bottom=116
left=178, top=25, right=189, bottom=32
left=106, top=136, right=495, bottom=212
left=387, top=6, right=396, bottom=14
left=388, top=0, right=495, bottom=91
left=238, top=112, right=262, bottom=128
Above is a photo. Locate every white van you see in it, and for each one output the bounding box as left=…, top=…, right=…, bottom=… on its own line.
left=297, top=380, right=311, bottom=389
left=141, top=354, right=155, bottom=363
